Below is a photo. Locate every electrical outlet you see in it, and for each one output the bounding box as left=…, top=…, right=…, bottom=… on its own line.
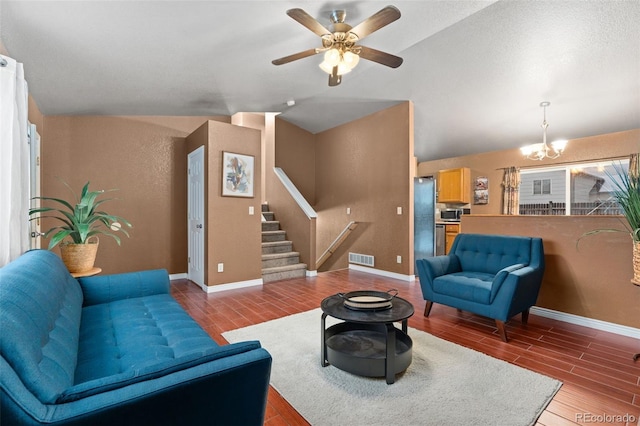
left=396, top=255, right=402, bottom=264
left=249, top=206, right=254, bottom=215
left=346, top=207, right=351, bottom=215
left=397, top=206, right=402, bottom=215
left=217, top=263, right=224, bottom=273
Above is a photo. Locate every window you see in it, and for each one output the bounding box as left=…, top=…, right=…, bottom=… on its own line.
left=519, top=159, right=629, bottom=215
left=532, top=179, right=551, bottom=195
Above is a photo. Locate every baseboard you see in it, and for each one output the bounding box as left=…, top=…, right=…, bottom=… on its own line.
left=348, top=264, right=415, bottom=282
left=530, top=306, right=640, bottom=339
left=169, top=273, right=188, bottom=280
left=306, top=270, right=318, bottom=277
left=203, top=278, right=263, bottom=293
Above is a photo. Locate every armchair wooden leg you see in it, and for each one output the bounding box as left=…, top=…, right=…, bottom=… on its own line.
left=521, top=309, right=530, bottom=324
left=495, top=320, right=508, bottom=342
left=424, top=301, right=433, bottom=317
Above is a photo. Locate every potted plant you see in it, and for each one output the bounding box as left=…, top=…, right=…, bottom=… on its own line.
left=29, top=181, right=132, bottom=273
left=579, top=162, right=640, bottom=285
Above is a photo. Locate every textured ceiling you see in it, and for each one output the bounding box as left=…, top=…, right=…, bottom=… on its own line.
left=2, top=0, right=639, bottom=161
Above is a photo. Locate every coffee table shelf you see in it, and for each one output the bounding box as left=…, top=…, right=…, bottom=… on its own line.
left=325, top=322, right=412, bottom=379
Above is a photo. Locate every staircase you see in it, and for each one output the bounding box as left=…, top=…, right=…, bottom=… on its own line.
left=261, top=204, right=307, bottom=283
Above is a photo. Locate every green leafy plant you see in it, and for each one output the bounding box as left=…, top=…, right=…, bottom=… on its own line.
left=579, top=162, right=640, bottom=243
left=29, top=180, right=132, bottom=249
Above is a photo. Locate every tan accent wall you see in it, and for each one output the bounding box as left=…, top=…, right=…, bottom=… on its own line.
left=41, top=115, right=228, bottom=274
left=461, top=215, right=639, bottom=328
left=28, top=96, right=44, bottom=131
left=231, top=113, right=268, bottom=202
left=315, top=102, right=415, bottom=274
left=275, top=118, right=316, bottom=205
left=186, top=121, right=262, bottom=286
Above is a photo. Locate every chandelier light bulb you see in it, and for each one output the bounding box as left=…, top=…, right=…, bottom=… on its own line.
left=324, top=49, right=341, bottom=67
left=342, top=51, right=360, bottom=69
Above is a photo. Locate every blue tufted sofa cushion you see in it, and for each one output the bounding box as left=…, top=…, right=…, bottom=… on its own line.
left=75, top=294, right=220, bottom=384
left=0, top=250, right=83, bottom=404
left=452, top=234, right=533, bottom=275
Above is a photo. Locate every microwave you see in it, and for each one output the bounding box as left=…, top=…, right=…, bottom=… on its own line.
left=440, top=208, right=470, bottom=222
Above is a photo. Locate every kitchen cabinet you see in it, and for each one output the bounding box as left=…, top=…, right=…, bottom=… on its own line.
left=444, top=223, right=460, bottom=254
left=437, top=167, right=470, bottom=204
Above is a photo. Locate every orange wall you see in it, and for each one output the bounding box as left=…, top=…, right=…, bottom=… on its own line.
left=186, top=121, right=262, bottom=286
left=314, top=102, right=415, bottom=273
left=275, top=118, right=317, bottom=204
left=41, top=115, right=228, bottom=274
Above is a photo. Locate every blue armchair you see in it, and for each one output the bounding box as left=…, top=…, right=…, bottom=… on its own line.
left=416, top=233, right=545, bottom=342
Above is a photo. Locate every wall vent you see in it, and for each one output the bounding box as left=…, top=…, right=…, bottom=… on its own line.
left=348, top=252, right=374, bottom=267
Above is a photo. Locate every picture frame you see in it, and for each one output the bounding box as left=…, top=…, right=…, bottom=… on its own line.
left=474, top=176, right=489, bottom=205
left=222, top=151, right=254, bottom=198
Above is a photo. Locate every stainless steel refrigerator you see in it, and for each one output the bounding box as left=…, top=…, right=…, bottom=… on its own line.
left=414, top=177, right=438, bottom=261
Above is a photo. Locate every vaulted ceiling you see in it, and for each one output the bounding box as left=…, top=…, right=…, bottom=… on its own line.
left=2, top=1, right=638, bottom=161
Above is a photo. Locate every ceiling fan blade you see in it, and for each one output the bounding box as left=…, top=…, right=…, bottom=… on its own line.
left=358, top=46, right=403, bottom=68
left=349, top=6, right=401, bottom=40
left=286, top=8, right=331, bottom=37
left=272, top=48, right=320, bottom=65
left=328, top=66, right=342, bottom=87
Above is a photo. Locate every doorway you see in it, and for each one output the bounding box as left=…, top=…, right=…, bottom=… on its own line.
left=187, top=146, right=205, bottom=289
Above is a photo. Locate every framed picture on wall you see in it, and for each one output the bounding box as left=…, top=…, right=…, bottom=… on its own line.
left=474, top=176, right=488, bottom=205
left=222, top=151, right=254, bottom=198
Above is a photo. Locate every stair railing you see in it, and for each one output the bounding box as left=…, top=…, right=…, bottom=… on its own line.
left=316, top=221, right=358, bottom=269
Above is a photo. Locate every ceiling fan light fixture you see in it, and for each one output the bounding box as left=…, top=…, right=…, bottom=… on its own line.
left=342, top=50, right=360, bottom=68
left=324, top=48, right=341, bottom=66
left=319, top=49, right=357, bottom=75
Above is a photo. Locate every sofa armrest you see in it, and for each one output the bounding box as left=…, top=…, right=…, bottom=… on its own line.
left=416, top=255, right=461, bottom=282
left=489, top=263, right=526, bottom=302
left=416, top=255, right=461, bottom=299
left=490, top=265, right=544, bottom=319
left=78, top=269, right=170, bottom=306
left=2, top=346, right=273, bottom=426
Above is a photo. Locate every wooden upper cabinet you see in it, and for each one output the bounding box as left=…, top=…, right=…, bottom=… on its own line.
left=437, top=167, right=470, bottom=204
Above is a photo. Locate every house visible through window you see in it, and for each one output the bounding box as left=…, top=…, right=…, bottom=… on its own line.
left=519, top=159, right=629, bottom=215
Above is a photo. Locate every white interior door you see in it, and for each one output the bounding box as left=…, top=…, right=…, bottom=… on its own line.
left=187, top=146, right=205, bottom=288
left=28, top=123, right=41, bottom=249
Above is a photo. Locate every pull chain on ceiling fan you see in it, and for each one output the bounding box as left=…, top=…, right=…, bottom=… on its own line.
left=272, top=5, right=403, bottom=86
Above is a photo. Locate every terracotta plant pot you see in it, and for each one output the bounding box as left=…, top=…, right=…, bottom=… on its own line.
left=59, top=238, right=99, bottom=273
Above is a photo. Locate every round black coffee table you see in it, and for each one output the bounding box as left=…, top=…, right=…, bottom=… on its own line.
left=320, top=293, right=414, bottom=384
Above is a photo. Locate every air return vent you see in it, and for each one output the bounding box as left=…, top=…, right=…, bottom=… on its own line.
left=348, top=252, right=374, bottom=267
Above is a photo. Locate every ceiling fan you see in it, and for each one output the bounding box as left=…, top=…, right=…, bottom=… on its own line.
left=272, top=6, right=403, bottom=86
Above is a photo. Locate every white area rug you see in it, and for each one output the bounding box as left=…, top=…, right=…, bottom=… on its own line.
left=223, top=309, right=561, bottom=426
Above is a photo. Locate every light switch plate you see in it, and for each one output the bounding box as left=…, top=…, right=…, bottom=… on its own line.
left=217, top=263, right=224, bottom=272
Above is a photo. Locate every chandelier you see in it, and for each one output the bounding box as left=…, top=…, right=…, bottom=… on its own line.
left=520, top=102, right=568, bottom=161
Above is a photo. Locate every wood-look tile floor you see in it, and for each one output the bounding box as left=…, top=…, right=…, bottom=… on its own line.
left=170, top=269, right=640, bottom=426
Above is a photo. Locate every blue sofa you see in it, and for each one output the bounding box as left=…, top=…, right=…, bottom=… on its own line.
left=1, top=250, right=272, bottom=425
left=416, top=233, right=545, bottom=342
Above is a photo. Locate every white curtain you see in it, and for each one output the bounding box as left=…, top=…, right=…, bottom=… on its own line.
left=0, top=55, right=30, bottom=267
